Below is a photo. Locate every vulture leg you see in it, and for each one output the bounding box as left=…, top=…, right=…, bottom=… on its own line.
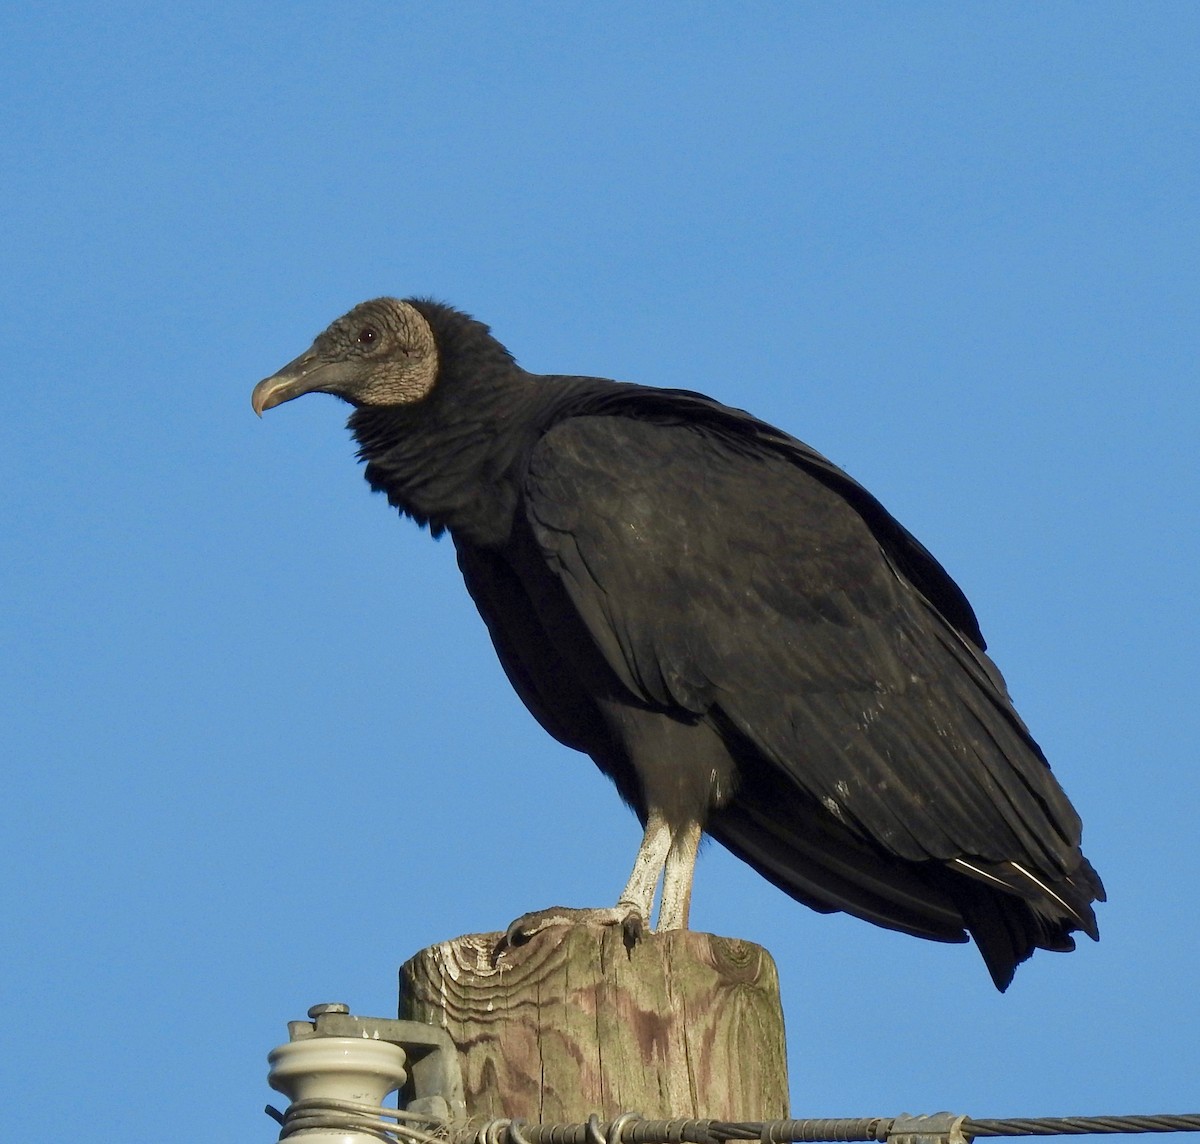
left=495, top=810, right=676, bottom=953
left=658, top=819, right=703, bottom=930
left=616, top=807, right=674, bottom=919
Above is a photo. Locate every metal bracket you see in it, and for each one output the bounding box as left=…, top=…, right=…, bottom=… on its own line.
left=289, top=1003, right=466, bottom=1121
left=889, top=1113, right=972, bottom=1144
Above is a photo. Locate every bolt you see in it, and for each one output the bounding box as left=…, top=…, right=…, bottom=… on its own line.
left=307, top=1002, right=351, bottom=1019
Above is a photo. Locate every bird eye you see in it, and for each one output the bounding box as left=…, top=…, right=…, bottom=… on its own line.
left=357, top=326, right=378, bottom=345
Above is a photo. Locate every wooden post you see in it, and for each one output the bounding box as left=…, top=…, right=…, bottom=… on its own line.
left=399, top=925, right=789, bottom=1123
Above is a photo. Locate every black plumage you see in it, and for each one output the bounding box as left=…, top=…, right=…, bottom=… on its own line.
left=251, top=297, right=1103, bottom=990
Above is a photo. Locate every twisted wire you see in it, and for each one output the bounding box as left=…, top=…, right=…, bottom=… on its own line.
left=265, top=1105, right=1200, bottom=1144
left=269, top=1095, right=450, bottom=1143
left=964, top=1117, right=1200, bottom=1138
left=470, top=1113, right=1200, bottom=1144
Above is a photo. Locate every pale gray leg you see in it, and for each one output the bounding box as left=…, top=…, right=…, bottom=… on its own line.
left=496, top=809, right=674, bottom=952
left=616, top=808, right=673, bottom=919
left=657, top=819, right=702, bottom=930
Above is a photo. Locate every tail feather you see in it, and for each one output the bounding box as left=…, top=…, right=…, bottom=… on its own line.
left=709, top=794, right=970, bottom=943
left=708, top=777, right=1103, bottom=990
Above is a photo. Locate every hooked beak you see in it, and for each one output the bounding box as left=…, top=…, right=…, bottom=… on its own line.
left=251, top=351, right=324, bottom=417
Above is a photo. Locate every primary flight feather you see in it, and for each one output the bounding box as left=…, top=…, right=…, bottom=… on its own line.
left=252, top=297, right=1103, bottom=990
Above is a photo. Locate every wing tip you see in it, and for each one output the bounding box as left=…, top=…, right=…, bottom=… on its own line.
left=947, top=854, right=1103, bottom=990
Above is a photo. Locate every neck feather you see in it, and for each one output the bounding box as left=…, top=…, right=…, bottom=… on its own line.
left=348, top=367, right=548, bottom=547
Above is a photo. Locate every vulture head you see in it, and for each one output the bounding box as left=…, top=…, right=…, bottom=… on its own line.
left=251, top=298, right=439, bottom=415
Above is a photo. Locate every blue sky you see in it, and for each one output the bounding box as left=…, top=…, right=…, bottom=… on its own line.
left=2, top=4, right=1198, bottom=1139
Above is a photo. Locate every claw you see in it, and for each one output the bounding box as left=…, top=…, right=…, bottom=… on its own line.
left=493, top=904, right=648, bottom=962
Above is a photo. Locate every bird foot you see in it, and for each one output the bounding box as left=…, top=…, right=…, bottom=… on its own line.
left=494, top=903, right=646, bottom=960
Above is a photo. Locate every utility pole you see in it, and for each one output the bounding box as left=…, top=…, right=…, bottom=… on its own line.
left=399, top=926, right=789, bottom=1122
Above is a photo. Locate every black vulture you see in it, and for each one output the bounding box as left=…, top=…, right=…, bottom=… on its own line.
left=251, top=297, right=1103, bottom=990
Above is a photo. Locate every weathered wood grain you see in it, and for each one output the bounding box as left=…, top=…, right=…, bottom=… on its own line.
left=399, top=926, right=788, bottom=1123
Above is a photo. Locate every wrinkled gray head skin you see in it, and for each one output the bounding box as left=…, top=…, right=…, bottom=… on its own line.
left=251, top=298, right=438, bottom=415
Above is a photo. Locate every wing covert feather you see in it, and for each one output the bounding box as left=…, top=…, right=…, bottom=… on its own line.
left=523, top=413, right=1081, bottom=874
